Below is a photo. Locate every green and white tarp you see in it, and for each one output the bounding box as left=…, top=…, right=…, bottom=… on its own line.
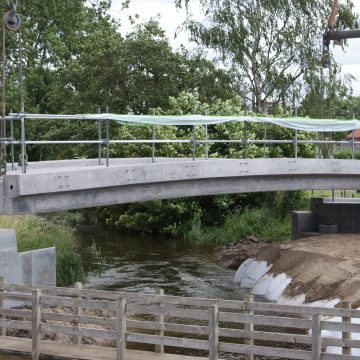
left=84, top=114, right=360, bottom=132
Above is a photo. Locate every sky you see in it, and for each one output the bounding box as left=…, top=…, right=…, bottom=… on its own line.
left=109, top=0, right=360, bottom=95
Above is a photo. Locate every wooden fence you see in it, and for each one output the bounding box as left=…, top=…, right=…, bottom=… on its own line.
left=0, top=278, right=359, bottom=360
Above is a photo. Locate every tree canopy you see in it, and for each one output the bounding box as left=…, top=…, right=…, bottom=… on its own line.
left=175, top=0, right=359, bottom=113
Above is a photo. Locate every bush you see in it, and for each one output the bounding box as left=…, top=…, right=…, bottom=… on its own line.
left=187, top=207, right=291, bottom=245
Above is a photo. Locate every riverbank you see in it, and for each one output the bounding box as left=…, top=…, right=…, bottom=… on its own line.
left=0, top=215, right=85, bottom=286
left=217, top=234, right=360, bottom=306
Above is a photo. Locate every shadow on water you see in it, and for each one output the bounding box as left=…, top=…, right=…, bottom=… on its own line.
left=76, top=225, right=241, bottom=300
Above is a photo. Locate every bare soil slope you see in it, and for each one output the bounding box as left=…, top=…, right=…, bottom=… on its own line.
left=257, top=234, right=360, bottom=306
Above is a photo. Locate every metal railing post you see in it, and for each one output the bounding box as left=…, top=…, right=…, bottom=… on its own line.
left=352, top=129, right=355, bottom=160
left=294, top=130, right=298, bottom=158
left=105, top=105, right=110, bottom=167
left=244, top=121, right=248, bottom=159
left=20, top=111, right=26, bottom=174
left=263, top=124, right=267, bottom=158
left=152, top=126, right=156, bottom=164
left=205, top=124, right=209, bottom=160
left=192, top=125, right=196, bottom=161
left=98, top=107, right=102, bottom=166
left=10, top=111, right=14, bottom=170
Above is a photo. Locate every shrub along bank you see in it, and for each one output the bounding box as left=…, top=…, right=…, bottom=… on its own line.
left=0, top=215, right=85, bottom=286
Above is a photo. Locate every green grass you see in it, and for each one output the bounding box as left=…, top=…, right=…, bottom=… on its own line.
left=187, top=208, right=291, bottom=245
left=0, top=215, right=85, bottom=286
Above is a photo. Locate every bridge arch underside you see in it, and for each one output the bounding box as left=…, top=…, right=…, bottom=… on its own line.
left=2, top=158, right=360, bottom=214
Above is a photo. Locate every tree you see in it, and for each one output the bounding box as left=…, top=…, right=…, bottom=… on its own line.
left=175, top=0, right=359, bottom=113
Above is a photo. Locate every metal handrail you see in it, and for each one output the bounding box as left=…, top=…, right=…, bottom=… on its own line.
left=2, top=113, right=358, bottom=174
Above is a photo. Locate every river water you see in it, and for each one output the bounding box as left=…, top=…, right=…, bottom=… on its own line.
left=76, top=225, right=241, bottom=300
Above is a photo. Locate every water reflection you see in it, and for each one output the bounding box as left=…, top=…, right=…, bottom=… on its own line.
left=76, top=226, right=240, bottom=300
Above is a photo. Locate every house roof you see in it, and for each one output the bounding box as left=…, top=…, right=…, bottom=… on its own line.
left=346, top=129, right=360, bottom=140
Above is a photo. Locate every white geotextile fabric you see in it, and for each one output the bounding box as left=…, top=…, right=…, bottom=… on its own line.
left=84, top=114, right=360, bottom=132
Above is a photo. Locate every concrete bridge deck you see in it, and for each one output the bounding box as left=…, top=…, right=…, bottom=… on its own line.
left=1, top=157, right=360, bottom=214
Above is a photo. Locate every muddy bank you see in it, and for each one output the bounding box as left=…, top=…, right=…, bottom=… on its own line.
left=217, top=234, right=360, bottom=306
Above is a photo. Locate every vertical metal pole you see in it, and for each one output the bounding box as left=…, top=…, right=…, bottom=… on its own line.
left=152, top=126, right=156, bottom=164
left=205, top=124, right=209, bottom=160
left=244, top=121, right=248, bottom=159
left=98, top=107, right=102, bottom=166
left=192, top=125, right=196, bottom=161
left=1, top=25, right=6, bottom=175
left=263, top=124, right=267, bottom=158
left=294, top=130, right=298, bottom=159
left=332, top=189, right=335, bottom=203
left=352, top=129, right=355, bottom=160
left=19, top=31, right=26, bottom=173
left=21, top=112, right=25, bottom=173
left=106, top=105, right=110, bottom=167
left=10, top=114, right=13, bottom=170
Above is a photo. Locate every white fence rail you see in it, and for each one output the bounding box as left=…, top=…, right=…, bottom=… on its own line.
left=0, top=279, right=359, bottom=360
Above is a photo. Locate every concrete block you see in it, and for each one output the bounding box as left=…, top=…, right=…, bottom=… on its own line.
left=0, top=250, right=21, bottom=284
left=319, top=224, right=338, bottom=234
left=19, top=247, right=56, bottom=286
left=0, top=229, right=17, bottom=252
left=292, top=211, right=315, bottom=234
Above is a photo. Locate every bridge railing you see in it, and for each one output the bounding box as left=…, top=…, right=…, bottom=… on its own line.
left=0, top=279, right=359, bottom=360
left=1, top=113, right=359, bottom=174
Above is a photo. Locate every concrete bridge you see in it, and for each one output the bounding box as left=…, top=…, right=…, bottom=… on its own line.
left=1, top=157, right=359, bottom=214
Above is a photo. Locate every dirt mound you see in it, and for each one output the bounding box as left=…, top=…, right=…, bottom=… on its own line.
left=216, top=236, right=266, bottom=269
left=258, top=234, right=360, bottom=306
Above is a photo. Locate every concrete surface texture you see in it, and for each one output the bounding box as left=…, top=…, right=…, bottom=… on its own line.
left=2, top=157, right=360, bottom=214
left=292, top=197, right=360, bottom=238
left=0, top=229, right=56, bottom=307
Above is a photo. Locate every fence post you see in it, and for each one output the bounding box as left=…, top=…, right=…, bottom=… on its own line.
left=209, top=305, right=219, bottom=360
left=155, top=288, right=164, bottom=354
left=352, top=129, right=355, bottom=160
left=311, top=314, right=322, bottom=360
left=32, top=289, right=41, bottom=360
left=244, top=294, right=254, bottom=360
left=116, top=296, right=126, bottom=360
left=74, top=282, right=82, bottom=345
left=341, top=301, right=351, bottom=356
left=0, top=277, right=7, bottom=336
